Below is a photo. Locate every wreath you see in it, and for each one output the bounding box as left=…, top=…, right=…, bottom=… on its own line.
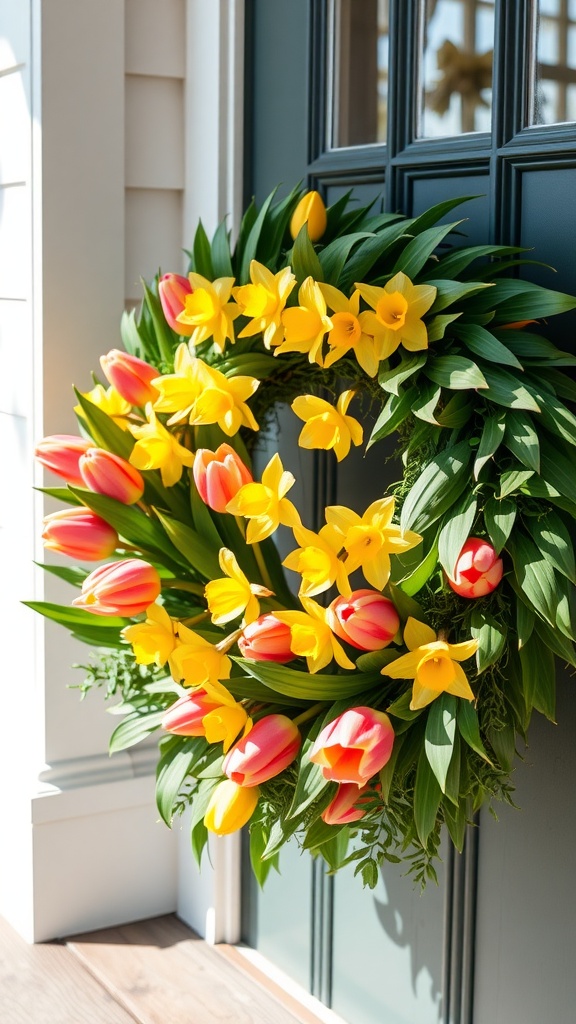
left=29, top=186, right=576, bottom=888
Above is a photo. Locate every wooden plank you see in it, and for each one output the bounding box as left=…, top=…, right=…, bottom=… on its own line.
left=67, top=914, right=306, bottom=1024
left=0, top=916, right=134, bottom=1024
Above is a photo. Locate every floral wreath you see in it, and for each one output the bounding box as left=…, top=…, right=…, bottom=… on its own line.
left=29, top=185, right=576, bottom=887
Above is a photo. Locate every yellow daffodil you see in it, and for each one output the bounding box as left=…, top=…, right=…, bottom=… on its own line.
left=275, top=597, right=356, bottom=674
left=234, top=261, right=296, bottom=349
left=122, top=602, right=178, bottom=667
left=318, top=285, right=382, bottom=377
left=128, top=407, right=194, bottom=486
left=169, top=622, right=232, bottom=689
left=356, top=272, right=437, bottom=359
left=291, top=390, right=363, bottom=462
left=325, top=497, right=421, bottom=590
left=381, top=617, right=478, bottom=710
left=283, top=522, right=352, bottom=598
left=202, top=702, right=252, bottom=753
left=226, top=453, right=301, bottom=543
left=276, top=277, right=333, bottom=365
left=153, top=344, right=260, bottom=435
left=205, top=547, right=272, bottom=625
left=75, top=384, right=132, bottom=429
left=176, top=272, right=240, bottom=352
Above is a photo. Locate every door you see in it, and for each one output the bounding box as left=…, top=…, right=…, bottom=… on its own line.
left=241, top=3, right=576, bottom=1023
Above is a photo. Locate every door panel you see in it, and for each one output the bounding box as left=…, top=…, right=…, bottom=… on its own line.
left=243, top=3, right=576, bottom=1022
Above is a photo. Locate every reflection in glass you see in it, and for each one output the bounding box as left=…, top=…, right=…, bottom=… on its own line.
left=531, top=0, right=576, bottom=125
left=419, top=0, right=495, bottom=138
left=330, top=0, right=389, bottom=148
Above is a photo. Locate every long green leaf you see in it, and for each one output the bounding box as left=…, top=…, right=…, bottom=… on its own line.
left=156, top=736, right=207, bottom=825
left=109, top=708, right=167, bottom=754
left=426, top=355, right=487, bottom=391
left=507, top=531, right=560, bottom=629
left=474, top=414, right=505, bottom=479
left=483, top=496, right=516, bottom=553
left=71, top=489, right=184, bottom=566
left=438, top=490, right=477, bottom=576
left=424, top=694, right=457, bottom=793
left=504, top=410, right=540, bottom=473
left=414, top=748, right=442, bottom=845
left=412, top=381, right=441, bottom=424
left=470, top=609, right=506, bottom=673
left=456, top=323, right=522, bottom=369
left=234, top=658, right=382, bottom=701
left=400, top=441, right=472, bottom=534
left=379, top=353, right=427, bottom=396
left=480, top=365, right=541, bottom=412
left=155, top=511, right=221, bottom=579
left=392, top=221, right=464, bottom=279
left=526, top=510, right=576, bottom=583
left=368, top=387, right=415, bottom=446
left=292, top=224, right=324, bottom=284
left=457, top=701, right=492, bottom=764
left=519, top=633, right=556, bottom=721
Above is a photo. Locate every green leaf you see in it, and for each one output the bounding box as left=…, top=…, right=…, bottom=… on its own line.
left=500, top=330, right=576, bottom=365
left=36, top=486, right=83, bottom=506
left=398, top=534, right=440, bottom=596
left=192, top=220, right=214, bottom=278
left=443, top=731, right=462, bottom=808
left=532, top=390, right=576, bottom=449
left=400, top=440, right=472, bottom=534
left=238, top=189, right=277, bottom=283
left=414, top=748, right=442, bottom=846
left=286, top=716, right=334, bottom=822
left=516, top=599, right=535, bottom=650
left=340, top=222, right=412, bottom=289
left=318, top=231, right=372, bottom=284
left=34, top=562, right=88, bottom=587
left=519, top=633, right=556, bottom=721
left=191, top=819, right=209, bottom=867
left=71, top=489, right=184, bottom=566
left=533, top=618, right=576, bottom=668
left=426, top=313, right=462, bottom=343
left=426, top=354, right=488, bottom=391
left=539, top=438, right=576, bottom=505
left=424, top=694, right=457, bottom=793
left=210, top=219, right=233, bottom=278
left=435, top=392, right=473, bottom=429
left=23, top=599, right=128, bottom=631
left=504, top=410, right=540, bottom=472
left=368, top=387, right=415, bottom=447
left=438, top=490, right=477, bottom=577
left=292, top=224, right=324, bottom=284
left=156, top=736, right=206, bottom=825
left=234, top=659, right=382, bottom=701
left=74, top=389, right=134, bottom=459
left=526, top=510, right=576, bottom=584
left=411, top=380, right=442, bottom=424
left=507, top=531, right=559, bottom=629
left=154, top=511, right=220, bottom=579
left=499, top=468, right=534, bottom=498
left=408, top=195, right=476, bottom=234
left=483, top=496, right=516, bottom=553
left=494, top=282, right=576, bottom=322
left=474, top=414, right=505, bottom=479
left=470, top=609, right=507, bottom=673
left=457, top=701, right=493, bottom=764
left=480, top=365, right=541, bottom=412
left=429, top=243, right=527, bottom=281
left=392, top=221, right=464, bottom=278
left=427, top=280, right=494, bottom=313
left=456, top=323, right=523, bottom=369
left=141, top=279, right=178, bottom=365
left=109, top=708, right=167, bottom=754
left=378, top=352, right=427, bottom=396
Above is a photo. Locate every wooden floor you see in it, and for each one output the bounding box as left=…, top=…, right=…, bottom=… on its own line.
left=0, top=913, right=322, bottom=1024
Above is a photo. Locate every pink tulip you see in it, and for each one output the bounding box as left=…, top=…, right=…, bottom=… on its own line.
left=72, top=559, right=161, bottom=616
left=328, top=589, right=399, bottom=651
left=79, top=448, right=145, bottom=504
left=158, top=273, right=194, bottom=335
left=35, top=435, right=94, bottom=487
left=446, top=537, right=504, bottom=599
left=161, top=691, right=222, bottom=736
left=322, top=782, right=372, bottom=826
left=42, top=507, right=119, bottom=561
left=100, top=349, right=159, bottom=407
left=193, top=444, right=253, bottom=513
left=238, top=614, right=294, bottom=663
left=309, top=706, right=394, bottom=786
left=223, top=714, right=301, bottom=787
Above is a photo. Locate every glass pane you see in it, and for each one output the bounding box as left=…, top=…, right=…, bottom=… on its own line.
left=419, top=0, right=495, bottom=138
left=330, top=0, right=389, bottom=147
left=331, top=848, right=446, bottom=1024
left=531, top=0, right=576, bottom=125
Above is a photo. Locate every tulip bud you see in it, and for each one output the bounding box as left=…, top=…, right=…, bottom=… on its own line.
left=322, top=782, right=372, bottom=826
left=238, top=614, right=294, bottom=663
left=161, top=691, right=222, bottom=736
left=223, top=714, right=301, bottom=787
left=35, top=435, right=94, bottom=487
left=193, top=444, right=253, bottom=514
left=73, top=558, right=161, bottom=616
left=158, top=273, right=194, bottom=335
left=100, top=349, right=159, bottom=407
left=328, top=589, right=399, bottom=651
left=42, top=507, right=119, bottom=561
left=204, top=779, right=260, bottom=835
left=310, top=706, right=394, bottom=786
left=290, top=191, right=327, bottom=242
left=446, top=537, right=504, bottom=599
left=79, top=448, right=145, bottom=504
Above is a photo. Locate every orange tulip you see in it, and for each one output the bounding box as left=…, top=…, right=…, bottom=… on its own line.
left=161, top=691, right=222, bottom=736
left=223, top=714, right=301, bottom=787
left=100, top=349, right=159, bottom=407
left=193, top=444, right=252, bottom=513
left=42, top=507, right=118, bottom=561
left=73, top=559, right=161, bottom=616
left=158, top=273, right=194, bottom=335
left=79, top=448, right=145, bottom=504
left=310, top=706, right=394, bottom=786
left=238, top=614, right=294, bottom=663
left=328, top=590, right=399, bottom=651
left=35, top=434, right=94, bottom=487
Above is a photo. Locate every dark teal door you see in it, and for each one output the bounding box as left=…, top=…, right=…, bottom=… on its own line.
left=242, top=3, right=576, bottom=1023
